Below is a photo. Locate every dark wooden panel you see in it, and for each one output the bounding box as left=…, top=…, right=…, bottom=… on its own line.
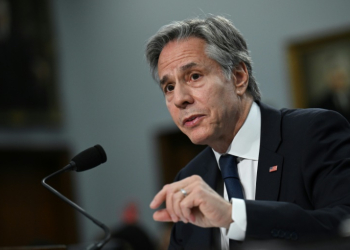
left=157, top=129, right=206, bottom=186
left=0, top=147, right=78, bottom=246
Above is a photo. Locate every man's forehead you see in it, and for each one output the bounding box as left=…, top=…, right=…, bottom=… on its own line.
left=159, top=38, right=206, bottom=63
left=158, top=38, right=207, bottom=74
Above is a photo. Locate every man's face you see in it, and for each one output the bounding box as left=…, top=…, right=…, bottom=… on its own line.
left=158, top=37, right=245, bottom=151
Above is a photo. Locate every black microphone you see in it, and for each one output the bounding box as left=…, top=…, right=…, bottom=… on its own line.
left=42, top=144, right=111, bottom=250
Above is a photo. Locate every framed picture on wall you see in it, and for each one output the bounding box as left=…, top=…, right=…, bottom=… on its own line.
left=0, top=0, right=60, bottom=127
left=287, top=27, right=350, bottom=122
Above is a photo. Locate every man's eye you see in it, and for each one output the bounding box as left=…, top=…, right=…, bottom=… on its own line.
left=165, top=84, right=174, bottom=92
left=190, top=73, right=201, bottom=81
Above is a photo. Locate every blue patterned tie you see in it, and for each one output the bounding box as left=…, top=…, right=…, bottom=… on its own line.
left=219, top=154, right=244, bottom=199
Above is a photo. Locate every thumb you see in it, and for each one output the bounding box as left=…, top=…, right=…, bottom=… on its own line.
left=153, top=209, right=173, bottom=222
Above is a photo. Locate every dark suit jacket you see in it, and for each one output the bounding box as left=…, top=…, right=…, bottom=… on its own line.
left=168, top=102, right=350, bottom=250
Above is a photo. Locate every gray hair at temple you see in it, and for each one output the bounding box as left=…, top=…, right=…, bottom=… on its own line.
left=145, top=15, right=261, bottom=102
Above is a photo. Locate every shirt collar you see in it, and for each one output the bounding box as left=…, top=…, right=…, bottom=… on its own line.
left=213, top=102, right=261, bottom=161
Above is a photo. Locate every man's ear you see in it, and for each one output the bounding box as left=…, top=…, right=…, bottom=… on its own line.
left=232, top=62, right=249, bottom=96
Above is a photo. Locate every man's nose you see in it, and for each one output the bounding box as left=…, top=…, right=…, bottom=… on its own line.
left=174, top=84, right=194, bottom=109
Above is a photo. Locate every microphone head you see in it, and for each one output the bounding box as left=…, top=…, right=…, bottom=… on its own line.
left=71, top=144, right=107, bottom=172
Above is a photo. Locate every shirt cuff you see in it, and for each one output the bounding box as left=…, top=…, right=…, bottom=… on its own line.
left=226, top=198, right=247, bottom=241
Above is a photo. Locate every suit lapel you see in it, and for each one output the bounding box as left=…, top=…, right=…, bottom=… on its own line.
left=255, top=102, right=284, bottom=201
left=184, top=147, right=221, bottom=250
left=201, top=148, right=222, bottom=192
left=202, top=148, right=222, bottom=250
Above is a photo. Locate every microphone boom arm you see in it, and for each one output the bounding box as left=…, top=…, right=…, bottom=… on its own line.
left=42, top=163, right=111, bottom=250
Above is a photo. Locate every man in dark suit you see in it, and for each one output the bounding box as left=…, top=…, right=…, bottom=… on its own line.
left=146, top=16, right=350, bottom=249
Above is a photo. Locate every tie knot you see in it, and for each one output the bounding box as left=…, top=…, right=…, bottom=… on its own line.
left=219, top=154, right=239, bottom=179
left=220, top=154, right=237, bottom=162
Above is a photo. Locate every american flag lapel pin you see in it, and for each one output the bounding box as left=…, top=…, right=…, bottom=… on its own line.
left=269, top=165, right=278, bottom=172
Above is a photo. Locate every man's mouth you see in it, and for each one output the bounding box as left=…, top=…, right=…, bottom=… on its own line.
left=183, top=115, right=205, bottom=127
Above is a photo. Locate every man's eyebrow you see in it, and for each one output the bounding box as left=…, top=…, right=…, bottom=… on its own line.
left=159, top=75, right=168, bottom=86
left=159, top=62, right=199, bottom=86
left=180, top=62, right=198, bottom=72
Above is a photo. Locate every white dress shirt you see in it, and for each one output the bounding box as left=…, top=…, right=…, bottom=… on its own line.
left=212, top=102, right=261, bottom=249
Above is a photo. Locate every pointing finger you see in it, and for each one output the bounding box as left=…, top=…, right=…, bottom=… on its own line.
left=150, top=184, right=168, bottom=209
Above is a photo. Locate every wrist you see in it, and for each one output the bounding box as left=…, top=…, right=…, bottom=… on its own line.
left=224, top=200, right=234, bottom=229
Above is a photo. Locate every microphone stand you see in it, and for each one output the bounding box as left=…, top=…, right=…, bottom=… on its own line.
left=42, top=164, right=111, bottom=250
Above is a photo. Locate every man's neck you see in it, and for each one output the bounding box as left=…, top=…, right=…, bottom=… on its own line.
left=211, top=97, right=253, bottom=154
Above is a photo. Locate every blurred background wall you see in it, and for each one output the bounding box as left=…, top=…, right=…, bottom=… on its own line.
left=1, top=0, right=350, bottom=247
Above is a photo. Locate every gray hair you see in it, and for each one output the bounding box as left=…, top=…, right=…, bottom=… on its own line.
left=145, top=15, right=261, bottom=101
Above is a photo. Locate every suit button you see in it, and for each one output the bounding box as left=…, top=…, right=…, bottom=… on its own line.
left=271, top=229, right=279, bottom=237
left=291, top=232, right=298, bottom=241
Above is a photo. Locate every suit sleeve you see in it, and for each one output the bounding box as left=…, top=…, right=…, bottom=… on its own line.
left=245, top=110, right=350, bottom=241
left=167, top=156, right=220, bottom=250
left=167, top=171, right=185, bottom=250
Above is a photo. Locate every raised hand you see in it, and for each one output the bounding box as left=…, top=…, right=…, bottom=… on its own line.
left=150, top=175, right=233, bottom=229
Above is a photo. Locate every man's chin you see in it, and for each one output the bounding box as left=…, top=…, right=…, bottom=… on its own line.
left=181, top=127, right=212, bottom=145
left=187, top=134, right=209, bottom=146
